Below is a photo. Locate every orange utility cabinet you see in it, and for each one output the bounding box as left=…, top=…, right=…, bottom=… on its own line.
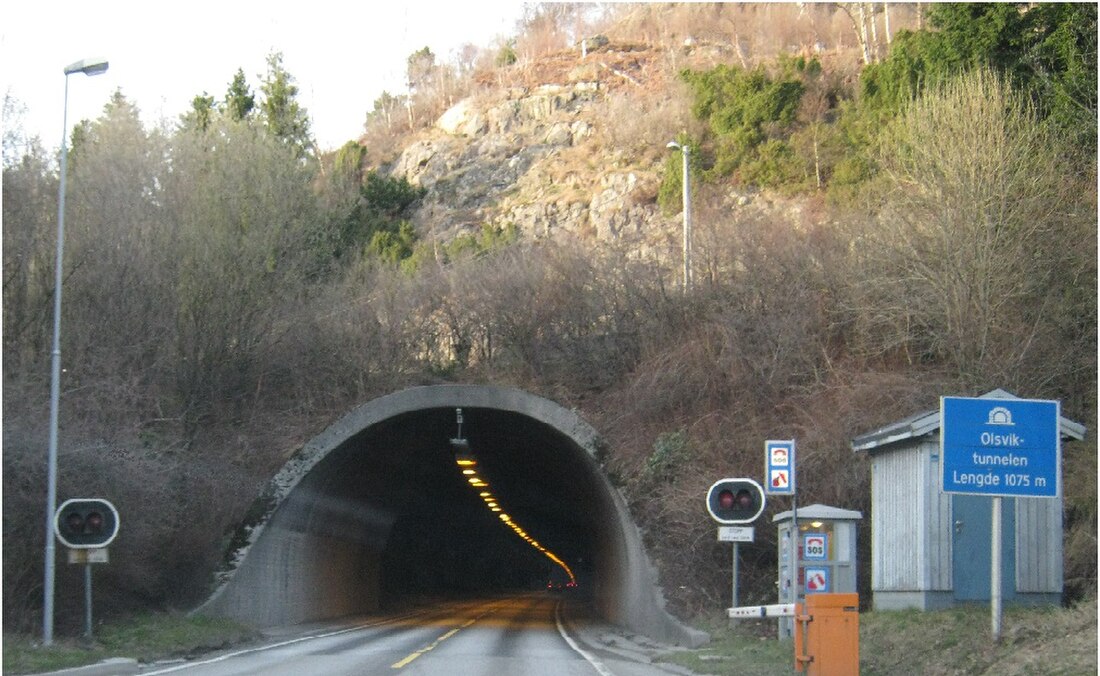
left=794, top=593, right=859, bottom=675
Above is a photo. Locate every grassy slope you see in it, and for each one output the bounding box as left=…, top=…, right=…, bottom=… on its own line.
left=2, top=613, right=258, bottom=675
left=662, top=598, right=1097, bottom=675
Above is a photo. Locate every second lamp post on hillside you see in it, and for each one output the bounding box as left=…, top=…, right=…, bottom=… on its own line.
left=667, top=141, right=692, bottom=293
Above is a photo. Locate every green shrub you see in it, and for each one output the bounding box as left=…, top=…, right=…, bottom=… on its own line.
left=496, top=43, right=518, bottom=67
left=643, top=430, right=692, bottom=484
left=741, top=139, right=804, bottom=190
left=337, top=172, right=425, bottom=263
left=670, top=59, right=809, bottom=194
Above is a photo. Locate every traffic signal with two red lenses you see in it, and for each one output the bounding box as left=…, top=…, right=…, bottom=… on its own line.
left=54, top=499, right=119, bottom=549
left=705, top=478, right=766, bottom=524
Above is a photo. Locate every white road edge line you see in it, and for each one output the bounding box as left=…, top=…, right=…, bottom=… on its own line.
left=554, top=600, right=615, bottom=676
left=140, top=610, right=427, bottom=675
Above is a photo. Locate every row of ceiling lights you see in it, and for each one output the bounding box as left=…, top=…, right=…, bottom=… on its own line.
left=451, top=411, right=575, bottom=585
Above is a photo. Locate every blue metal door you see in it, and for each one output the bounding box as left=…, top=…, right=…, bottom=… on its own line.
left=952, top=494, right=1016, bottom=601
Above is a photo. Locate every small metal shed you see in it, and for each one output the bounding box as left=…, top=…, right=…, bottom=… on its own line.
left=851, top=389, right=1085, bottom=611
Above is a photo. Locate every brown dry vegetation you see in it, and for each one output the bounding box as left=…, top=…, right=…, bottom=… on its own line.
left=3, top=3, right=1094, bottom=640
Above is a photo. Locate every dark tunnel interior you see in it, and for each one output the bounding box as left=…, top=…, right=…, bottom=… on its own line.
left=291, top=406, right=609, bottom=603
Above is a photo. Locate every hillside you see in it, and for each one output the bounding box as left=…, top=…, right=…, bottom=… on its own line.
left=383, top=41, right=680, bottom=251
left=2, top=2, right=1095, bottom=641
left=377, top=38, right=830, bottom=255
left=343, top=2, right=1098, bottom=620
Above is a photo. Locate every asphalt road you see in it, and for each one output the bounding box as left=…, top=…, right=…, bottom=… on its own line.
left=138, top=595, right=683, bottom=676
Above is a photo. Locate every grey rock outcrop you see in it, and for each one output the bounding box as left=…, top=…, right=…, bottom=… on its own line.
left=387, top=82, right=672, bottom=247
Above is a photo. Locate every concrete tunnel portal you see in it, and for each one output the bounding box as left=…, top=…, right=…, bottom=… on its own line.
left=198, top=385, right=705, bottom=646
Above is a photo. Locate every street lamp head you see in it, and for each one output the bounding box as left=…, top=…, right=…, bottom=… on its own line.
left=64, top=58, right=109, bottom=76
left=667, top=140, right=689, bottom=155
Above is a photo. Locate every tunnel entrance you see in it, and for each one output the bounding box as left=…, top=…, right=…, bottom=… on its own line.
left=197, top=385, right=705, bottom=646
left=372, top=406, right=599, bottom=599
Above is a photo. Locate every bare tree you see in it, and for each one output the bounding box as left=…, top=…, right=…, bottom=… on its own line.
left=2, top=138, right=56, bottom=364
left=838, top=3, right=873, bottom=64
left=883, top=2, right=893, bottom=46
left=516, top=3, right=575, bottom=61
left=856, top=69, right=1084, bottom=385
left=161, top=116, right=319, bottom=432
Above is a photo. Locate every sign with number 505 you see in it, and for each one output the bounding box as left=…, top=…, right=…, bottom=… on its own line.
left=803, top=533, right=827, bottom=560
left=765, top=439, right=796, bottom=495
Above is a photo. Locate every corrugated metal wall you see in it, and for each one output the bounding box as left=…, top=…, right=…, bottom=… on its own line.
left=1016, top=497, right=1063, bottom=592
left=872, top=439, right=953, bottom=592
left=925, top=438, right=952, bottom=590
left=871, top=446, right=923, bottom=590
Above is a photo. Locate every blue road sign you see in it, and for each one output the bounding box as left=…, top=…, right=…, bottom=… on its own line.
left=941, top=396, right=1060, bottom=498
left=765, top=439, right=795, bottom=495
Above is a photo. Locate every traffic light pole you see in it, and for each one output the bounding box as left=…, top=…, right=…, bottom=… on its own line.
left=731, top=543, right=739, bottom=609
left=84, top=562, right=93, bottom=639
left=52, top=499, right=118, bottom=641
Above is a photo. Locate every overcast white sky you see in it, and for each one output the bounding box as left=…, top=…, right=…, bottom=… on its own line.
left=2, top=0, right=526, bottom=152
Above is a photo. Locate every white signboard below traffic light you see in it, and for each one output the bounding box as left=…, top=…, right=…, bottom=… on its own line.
left=718, top=526, right=755, bottom=543
left=765, top=439, right=796, bottom=495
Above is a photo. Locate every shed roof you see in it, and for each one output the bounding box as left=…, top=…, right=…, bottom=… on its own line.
left=773, top=503, right=863, bottom=523
left=851, top=388, right=1086, bottom=454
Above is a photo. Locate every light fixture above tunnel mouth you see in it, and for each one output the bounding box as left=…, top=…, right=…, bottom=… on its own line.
left=450, top=407, right=477, bottom=468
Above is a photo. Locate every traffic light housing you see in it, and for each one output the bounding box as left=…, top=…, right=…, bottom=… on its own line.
left=54, top=499, right=119, bottom=549
left=705, top=478, right=766, bottom=524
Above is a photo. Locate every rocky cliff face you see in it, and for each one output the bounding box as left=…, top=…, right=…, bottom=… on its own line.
left=380, top=42, right=796, bottom=262
left=386, top=75, right=673, bottom=253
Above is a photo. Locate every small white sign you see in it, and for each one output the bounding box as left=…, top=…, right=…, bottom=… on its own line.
left=718, top=526, right=755, bottom=543
left=68, top=547, right=109, bottom=564
left=770, top=446, right=790, bottom=466
left=769, top=468, right=790, bottom=489
left=805, top=567, right=830, bottom=593
left=803, top=533, right=828, bottom=560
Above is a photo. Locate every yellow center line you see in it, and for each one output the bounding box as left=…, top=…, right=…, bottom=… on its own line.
left=390, top=617, right=479, bottom=669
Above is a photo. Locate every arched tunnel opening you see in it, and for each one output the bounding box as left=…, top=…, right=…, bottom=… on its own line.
left=322, top=405, right=606, bottom=600
left=198, top=386, right=705, bottom=647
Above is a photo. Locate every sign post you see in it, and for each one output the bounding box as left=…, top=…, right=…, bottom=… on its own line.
left=766, top=440, right=797, bottom=618
left=941, top=396, right=1060, bottom=641
left=717, top=527, right=755, bottom=608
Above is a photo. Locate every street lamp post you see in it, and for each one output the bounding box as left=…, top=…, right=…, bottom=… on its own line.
left=666, top=141, right=692, bottom=292
left=43, top=56, right=108, bottom=646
